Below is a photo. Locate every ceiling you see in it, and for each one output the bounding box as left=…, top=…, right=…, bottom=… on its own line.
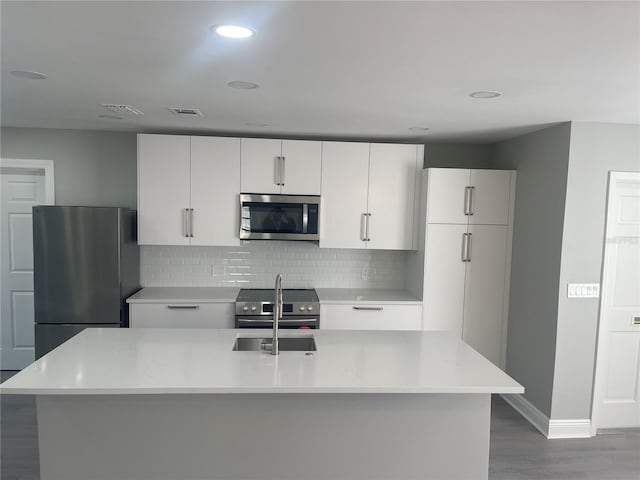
left=1, top=1, right=638, bottom=143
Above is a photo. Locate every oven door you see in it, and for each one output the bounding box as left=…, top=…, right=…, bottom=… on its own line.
left=235, top=317, right=319, bottom=329
left=240, top=194, right=320, bottom=241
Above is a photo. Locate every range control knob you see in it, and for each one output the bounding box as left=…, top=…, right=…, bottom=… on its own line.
left=242, top=306, right=249, bottom=312
left=307, top=306, right=314, bottom=311
left=299, top=306, right=306, bottom=312
left=250, top=305, right=258, bottom=312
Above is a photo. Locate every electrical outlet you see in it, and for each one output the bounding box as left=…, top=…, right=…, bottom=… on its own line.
left=567, top=283, right=600, bottom=298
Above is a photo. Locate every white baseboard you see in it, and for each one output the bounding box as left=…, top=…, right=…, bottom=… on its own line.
left=548, top=419, right=592, bottom=439
left=500, top=394, right=592, bottom=439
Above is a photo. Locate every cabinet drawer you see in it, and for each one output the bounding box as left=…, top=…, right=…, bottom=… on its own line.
left=129, top=303, right=234, bottom=328
left=320, top=304, right=422, bottom=330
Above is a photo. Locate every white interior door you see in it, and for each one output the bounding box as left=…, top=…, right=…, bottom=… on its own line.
left=593, top=172, right=640, bottom=430
left=1, top=172, right=46, bottom=369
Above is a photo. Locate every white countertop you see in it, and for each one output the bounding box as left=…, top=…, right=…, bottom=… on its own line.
left=1, top=329, right=523, bottom=395
left=126, top=287, right=239, bottom=304
left=317, top=288, right=421, bottom=304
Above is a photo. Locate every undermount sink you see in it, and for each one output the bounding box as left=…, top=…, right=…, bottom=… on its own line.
left=233, top=336, right=317, bottom=352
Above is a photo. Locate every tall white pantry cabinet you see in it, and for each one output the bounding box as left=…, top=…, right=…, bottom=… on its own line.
left=420, top=168, right=516, bottom=368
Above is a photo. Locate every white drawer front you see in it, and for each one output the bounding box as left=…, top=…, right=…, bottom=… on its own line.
left=320, top=304, right=422, bottom=330
left=130, top=303, right=234, bottom=329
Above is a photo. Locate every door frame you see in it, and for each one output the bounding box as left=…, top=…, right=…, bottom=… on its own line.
left=0, top=159, right=55, bottom=203
left=590, top=171, right=640, bottom=435
left=1, top=158, right=54, bottom=369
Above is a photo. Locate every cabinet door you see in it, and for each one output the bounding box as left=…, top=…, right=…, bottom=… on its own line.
left=469, top=170, right=512, bottom=225
left=281, top=140, right=322, bottom=195
left=240, top=138, right=282, bottom=194
left=368, top=144, right=419, bottom=250
left=321, top=304, right=422, bottom=330
left=137, top=134, right=190, bottom=245
left=425, top=168, right=470, bottom=225
left=319, top=142, right=370, bottom=249
left=462, top=225, right=508, bottom=366
left=129, top=303, right=234, bottom=328
left=422, top=224, right=467, bottom=336
left=190, top=137, right=241, bottom=246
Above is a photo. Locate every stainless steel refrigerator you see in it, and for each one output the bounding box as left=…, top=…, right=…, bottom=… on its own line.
left=33, top=206, right=140, bottom=359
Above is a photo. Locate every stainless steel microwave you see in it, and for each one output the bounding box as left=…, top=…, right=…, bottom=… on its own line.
left=239, top=194, right=320, bottom=241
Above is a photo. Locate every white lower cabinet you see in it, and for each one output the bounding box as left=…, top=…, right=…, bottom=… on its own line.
left=320, top=304, right=422, bottom=330
left=129, top=303, right=234, bottom=329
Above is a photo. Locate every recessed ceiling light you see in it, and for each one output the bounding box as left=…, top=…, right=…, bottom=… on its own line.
left=212, top=25, right=255, bottom=39
left=228, top=80, right=260, bottom=90
left=469, top=91, right=502, bottom=99
left=245, top=122, right=269, bottom=127
left=101, top=104, right=144, bottom=115
left=98, top=114, right=123, bottom=120
left=10, top=70, right=47, bottom=80
left=169, top=107, right=204, bottom=117
left=408, top=126, right=430, bottom=131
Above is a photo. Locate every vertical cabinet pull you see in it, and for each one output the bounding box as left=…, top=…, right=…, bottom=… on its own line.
left=464, top=186, right=471, bottom=215
left=462, top=233, right=471, bottom=262
left=365, top=213, right=371, bottom=242
left=183, top=208, right=190, bottom=238
left=274, top=156, right=286, bottom=186
left=274, top=156, right=281, bottom=186
left=361, top=213, right=367, bottom=241
left=188, top=208, right=194, bottom=238
left=468, top=186, right=475, bottom=215
left=280, top=157, right=285, bottom=186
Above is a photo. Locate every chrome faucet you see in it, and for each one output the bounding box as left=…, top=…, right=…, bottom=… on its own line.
left=272, top=273, right=283, bottom=355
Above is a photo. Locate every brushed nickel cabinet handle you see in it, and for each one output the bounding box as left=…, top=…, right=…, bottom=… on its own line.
left=462, top=233, right=470, bottom=262
left=365, top=213, right=371, bottom=242
left=469, top=186, right=475, bottom=216
left=464, top=186, right=472, bottom=216
left=167, top=305, right=200, bottom=309
left=274, top=156, right=281, bottom=186
left=361, top=213, right=367, bottom=242
left=183, top=208, right=189, bottom=238
left=280, top=157, right=285, bottom=186
left=353, top=306, right=383, bottom=311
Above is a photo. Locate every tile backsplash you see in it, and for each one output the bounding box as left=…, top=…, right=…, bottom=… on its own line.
left=141, top=242, right=408, bottom=289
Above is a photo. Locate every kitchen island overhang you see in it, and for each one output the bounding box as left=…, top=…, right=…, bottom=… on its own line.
left=1, top=329, right=524, bottom=480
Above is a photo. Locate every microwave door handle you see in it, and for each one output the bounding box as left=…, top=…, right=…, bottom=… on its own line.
left=302, top=203, right=308, bottom=233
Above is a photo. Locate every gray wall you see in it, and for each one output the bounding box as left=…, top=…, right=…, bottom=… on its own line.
left=424, top=143, right=494, bottom=169
left=493, top=123, right=572, bottom=417
left=551, top=123, right=640, bottom=420
left=1, top=127, right=137, bottom=208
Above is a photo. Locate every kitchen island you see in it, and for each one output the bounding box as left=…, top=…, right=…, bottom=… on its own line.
left=1, top=328, right=523, bottom=480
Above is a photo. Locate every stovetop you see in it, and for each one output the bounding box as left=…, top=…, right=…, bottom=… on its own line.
left=236, top=288, right=319, bottom=303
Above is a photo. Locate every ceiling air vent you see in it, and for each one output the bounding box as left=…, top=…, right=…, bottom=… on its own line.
left=169, top=107, right=204, bottom=117
left=101, top=104, right=144, bottom=116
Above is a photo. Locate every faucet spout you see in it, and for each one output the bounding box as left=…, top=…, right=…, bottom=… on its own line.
left=272, top=273, right=283, bottom=355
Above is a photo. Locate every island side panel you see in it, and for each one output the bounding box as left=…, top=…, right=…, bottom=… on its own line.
left=37, top=393, right=491, bottom=480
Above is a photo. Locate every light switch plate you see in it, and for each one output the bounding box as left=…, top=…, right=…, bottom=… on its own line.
left=567, top=283, right=600, bottom=298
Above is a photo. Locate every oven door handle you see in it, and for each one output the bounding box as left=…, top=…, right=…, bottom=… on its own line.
left=236, top=318, right=319, bottom=324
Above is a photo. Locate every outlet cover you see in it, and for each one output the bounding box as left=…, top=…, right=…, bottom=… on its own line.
left=567, top=283, right=600, bottom=298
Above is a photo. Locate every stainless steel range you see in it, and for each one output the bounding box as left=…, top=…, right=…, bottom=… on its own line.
left=235, top=288, right=320, bottom=329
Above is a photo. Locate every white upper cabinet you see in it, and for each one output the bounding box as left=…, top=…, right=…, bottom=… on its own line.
left=280, top=140, right=322, bottom=195
left=190, top=136, right=241, bottom=246
left=320, top=142, right=370, bottom=249
left=468, top=170, right=512, bottom=225
left=240, top=138, right=322, bottom=195
left=240, top=138, right=282, bottom=194
left=321, top=142, right=421, bottom=250
left=426, top=168, right=513, bottom=225
left=368, top=144, right=421, bottom=250
left=425, top=169, right=470, bottom=225
left=138, top=134, right=191, bottom=245
left=138, top=134, right=241, bottom=246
